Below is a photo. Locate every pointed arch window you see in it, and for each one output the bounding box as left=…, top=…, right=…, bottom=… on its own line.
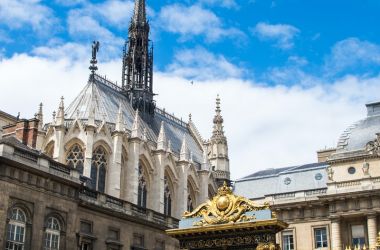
left=6, top=208, right=26, bottom=250
left=43, top=217, right=61, bottom=250
left=138, top=165, right=147, bottom=208
left=90, top=146, right=107, bottom=193
left=66, top=144, right=84, bottom=174
left=164, top=177, right=172, bottom=216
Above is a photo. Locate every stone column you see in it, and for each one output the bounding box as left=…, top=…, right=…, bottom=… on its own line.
left=177, top=161, right=189, bottom=218
left=368, top=214, right=378, bottom=250
left=197, top=170, right=209, bottom=204
left=124, top=138, right=140, bottom=204
left=83, top=127, right=95, bottom=178
left=153, top=150, right=166, bottom=213
left=107, top=131, right=123, bottom=198
left=331, top=218, right=342, bottom=250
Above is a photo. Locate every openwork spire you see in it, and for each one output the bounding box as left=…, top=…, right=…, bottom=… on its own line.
left=122, top=0, right=154, bottom=123
left=133, top=0, right=146, bottom=25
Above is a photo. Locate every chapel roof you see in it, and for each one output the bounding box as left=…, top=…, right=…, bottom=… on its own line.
left=65, top=74, right=203, bottom=165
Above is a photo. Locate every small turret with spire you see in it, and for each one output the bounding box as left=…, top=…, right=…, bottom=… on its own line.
left=208, top=95, right=230, bottom=186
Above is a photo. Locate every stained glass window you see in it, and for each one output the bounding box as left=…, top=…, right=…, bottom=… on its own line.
left=66, top=144, right=84, bottom=174
left=138, top=165, right=147, bottom=208
left=164, top=176, right=172, bottom=216
left=91, top=146, right=108, bottom=193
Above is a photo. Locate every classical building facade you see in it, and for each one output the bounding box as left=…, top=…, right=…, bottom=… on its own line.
left=0, top=0, right=230, bottom=249
left=235, top=101, right=380, bottom=250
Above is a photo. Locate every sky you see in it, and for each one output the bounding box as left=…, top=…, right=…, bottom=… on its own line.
left=1, top=0, right=380, bottom=179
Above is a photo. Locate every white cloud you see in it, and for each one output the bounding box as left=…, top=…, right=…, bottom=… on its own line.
left=158, top=4, right=243, bottom=42
left=253, top=22, right=300, bottom=49
left=54, top=0, right=86, bottom=6
left=325, top=37, right=380, bottom=74
left=0, top=0, right=57, bottom=32
left=1, top=49, right=380, bottom=180
left=199, top=0, right=238, bottom=9
left=166, top=47, right=243, bottom=80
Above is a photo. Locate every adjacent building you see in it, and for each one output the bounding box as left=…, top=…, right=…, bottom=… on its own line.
left=235, top=101, right=380, bottom=250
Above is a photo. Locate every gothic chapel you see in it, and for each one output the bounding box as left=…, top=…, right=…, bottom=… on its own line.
left=39, top=0, right=230, bottom=219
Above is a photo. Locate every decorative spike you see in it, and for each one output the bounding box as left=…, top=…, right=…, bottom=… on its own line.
left=180, top=134, right=189, bottom=162
left=189, top=113, right=192, bottom=122
left=115, top=103, right=124, bottom=132
left=167, top=140, right=172, bottom=153
left=157, top=121, right=167, bottom=150
left=142, top=128, right=147, bottom=141
left=52, top=111, right=56, bottom=125
left=131, top=109, right=141, bottom=138
left=201, top=147, right=210, bottom=171
left=56, top=97, right=65, bottom=126
left=88, top=106, right=96, bottom=127
left=36, top=103, right=43, bottom=130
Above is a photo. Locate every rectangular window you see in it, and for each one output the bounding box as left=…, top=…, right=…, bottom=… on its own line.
left=314, top=227, right=328, bottom=248
left=80, top=221, right=92, bottom=234
left=351, top=225, right=365, bottom=245
left=283, top=231, right=294, bottom=250
left=133, top=233, right=144, bottom=247
left=155, top=240, right=165, bottom=250
left=108, top=228, right=120, bottom=241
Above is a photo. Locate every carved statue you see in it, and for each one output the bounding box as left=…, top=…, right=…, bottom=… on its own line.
left=326, top=166, right=334, bottom=181
left=366, top=133, right=380, bottom=156
left=183, top=182, right=270, bottom=226
left=91, top=41, right=100, bottom=61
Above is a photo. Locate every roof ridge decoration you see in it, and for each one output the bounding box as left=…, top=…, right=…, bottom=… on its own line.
left=187, top=114, right=205, bottom=150
left=183, top=182, right=270, bottom=226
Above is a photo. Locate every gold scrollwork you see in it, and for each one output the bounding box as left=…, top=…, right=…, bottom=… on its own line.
left=183, top=182, right=270, bottom=226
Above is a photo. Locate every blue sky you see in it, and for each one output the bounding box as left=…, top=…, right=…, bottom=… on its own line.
left=1, top=0, right=380, bottom=178
left=1, top=0, right=380, bottom=82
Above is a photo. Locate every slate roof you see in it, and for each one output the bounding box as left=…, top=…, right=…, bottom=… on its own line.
left=65, top=74, right=203, bottom=165
left=234, top=162, right=328, bottom=199
left=336, top=101, right=380, bottom=153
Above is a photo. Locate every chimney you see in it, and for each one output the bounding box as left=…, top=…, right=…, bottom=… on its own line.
left=3, top=118, right=40, bottom=148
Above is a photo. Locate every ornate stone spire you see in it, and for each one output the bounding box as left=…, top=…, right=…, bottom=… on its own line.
left=157, top=121, right=167, bottom=150
left=133, top=0, right=146, bottom=25
left=56, top=97, right=65, bottom=126
left=122, top=0, right=154, bottom=122
left=115, top=103, right=124, bottom=132
left=131, top=109, right=141, bottom=138
left=180, top=134, right=189, bottom=162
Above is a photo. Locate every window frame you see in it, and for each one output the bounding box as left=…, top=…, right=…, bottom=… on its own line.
left=6, top=207, right=27, bottom=250
left=312, top=225, right=329, bottom=249
left=281, top=229, right=296, bottom=250
left=43, top=217, right=61, bottom=250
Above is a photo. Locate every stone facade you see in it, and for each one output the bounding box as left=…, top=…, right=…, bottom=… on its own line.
left=0, top=137, right=179, bottom=250
left=235, top=101, right=380, bottom=250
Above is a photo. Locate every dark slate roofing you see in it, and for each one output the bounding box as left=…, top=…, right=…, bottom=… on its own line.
left=65, top=74, right=203, bottom=164
left=238, top=162, right=327, bottom=181
left=0, top=136, right=39, bottom=155
left=0, top=110, right=17, bottom=121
